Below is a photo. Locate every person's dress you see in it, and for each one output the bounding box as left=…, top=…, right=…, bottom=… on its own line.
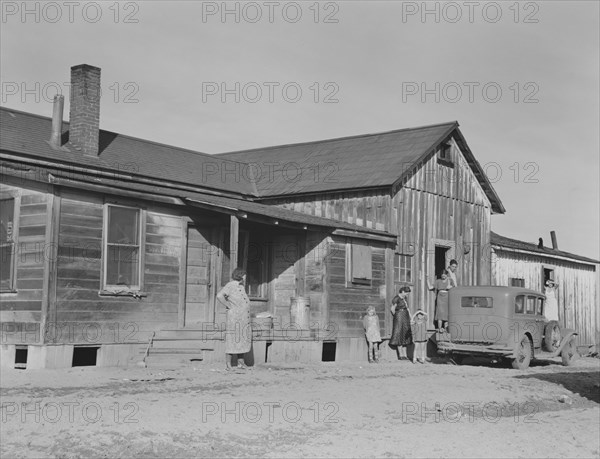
left=412, top=315, right=428, bottom=342
left=545, top=287, right=559, bottom=322
left=219, top=280, right=252, bottom=354
left=389, top=297, right=413, bottom=347
left=363, top=314, right=382, bottom=343
left=434, top=279, right=450, bottom=322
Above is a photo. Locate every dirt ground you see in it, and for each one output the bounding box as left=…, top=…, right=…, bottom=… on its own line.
left=1, top=354, right=599, bottom=459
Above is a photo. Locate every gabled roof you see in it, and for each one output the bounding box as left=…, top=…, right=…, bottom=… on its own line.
left=491, top=231, right=599, bottom=265
left=217, top=121, right=505, bottom=213
left=0, top=107, right=257, bottom=197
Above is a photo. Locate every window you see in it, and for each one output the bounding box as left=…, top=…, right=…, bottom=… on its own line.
left=514, top=295, right=525, bottom=314
left=348, top=240, right=372, bottom=285
left=510, top=278, right=525, bottom=287
left=439, top=143, right=451, bottom=160
left=461, top=296, right=493, bottom=308
left=394, top=254, right=412, bottom=284
left=104, top=205, right=143, bottom=290
left=526, top=296, right=536, bottom=315
left=1, top=197, right=16, bottom=291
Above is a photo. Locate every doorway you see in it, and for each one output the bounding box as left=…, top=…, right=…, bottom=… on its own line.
left=184, top=225, right=216, bottom=327
left=434, top=246, right=450, bottom=279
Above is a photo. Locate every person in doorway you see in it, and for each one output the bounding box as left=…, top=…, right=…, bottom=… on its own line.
left=447, top=259, right=459, bottom=288
left=363, top=306, right=382, bottom=363
left=216, top=268, right=252, bottom=371
left=544, top=279, right=559, bottom=322
left=428, top=270, right=451, bottom=333
left=389, top=286, right=413, bottom=359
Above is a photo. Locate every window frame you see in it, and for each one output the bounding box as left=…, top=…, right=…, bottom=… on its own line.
left=346, top=239, right=373, bottom=287
left=0, top=191, right=20, bottom=293
left=510, top=277, right=525, bottom=288
left=101, top=203, right=145, bottom=293
left=394, top=253, right=413, bottom=285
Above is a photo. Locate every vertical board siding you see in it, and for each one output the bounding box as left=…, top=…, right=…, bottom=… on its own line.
left=326, top=236, right=387, bottom=338
left=491, top=249, right=598, bottom=346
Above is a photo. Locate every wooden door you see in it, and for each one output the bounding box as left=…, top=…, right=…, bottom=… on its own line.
left=184, top=225, right=215, bottom=327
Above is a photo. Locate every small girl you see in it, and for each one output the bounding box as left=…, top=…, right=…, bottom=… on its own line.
left=411, top=309, right=428, bottom=364
left=363, top=306, right=382, bottom=363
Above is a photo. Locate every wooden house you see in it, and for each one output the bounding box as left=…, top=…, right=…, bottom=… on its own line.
left=491, top=231, right=599, bottom=346
left=0, top=65, right=396, bottom=368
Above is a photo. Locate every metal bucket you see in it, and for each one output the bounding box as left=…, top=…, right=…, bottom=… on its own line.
left=290, top=296, right=310, bottom=329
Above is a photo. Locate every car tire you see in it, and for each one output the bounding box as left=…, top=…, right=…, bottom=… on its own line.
left=512, top=335, right=533, bottom=369
left=543, top=321, right=561, bottom=352
left=561, top=336, right=578, bottom=366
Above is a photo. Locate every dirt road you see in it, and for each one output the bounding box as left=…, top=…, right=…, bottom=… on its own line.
left=1, top=356, right=599, bottom=458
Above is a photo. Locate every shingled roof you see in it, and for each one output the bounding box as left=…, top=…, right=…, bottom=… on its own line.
left=217, top=121, right=505, bottom=213
left=491, top=231, right=599, bottom=265
left=0, top=107, right=257, bottom=197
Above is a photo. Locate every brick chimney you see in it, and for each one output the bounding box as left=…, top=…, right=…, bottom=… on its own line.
left=69, top=64, right=100, bottom=156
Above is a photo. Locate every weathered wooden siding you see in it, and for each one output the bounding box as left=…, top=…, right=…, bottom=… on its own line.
left=394, top=139, right=493, bottom=327
left=326, top=236, right=387, bottom=338
left=0, top=183, right=49, bottom=344
left=491, top=249, right=598, bottom=346
left=262, top=189, right=391, bottom=232
left=53, top=192, right=182, bottom=344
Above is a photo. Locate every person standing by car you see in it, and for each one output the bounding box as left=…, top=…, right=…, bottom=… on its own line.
left=216, top=268, right=252, bottom=371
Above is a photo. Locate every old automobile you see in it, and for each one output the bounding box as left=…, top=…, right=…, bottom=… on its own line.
left=436, top=286, right=578, bottom=369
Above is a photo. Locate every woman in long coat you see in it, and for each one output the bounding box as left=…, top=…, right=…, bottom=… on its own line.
left=216, top=268, right=252, bottom=370
left=389, top=286, right=413, bottom=359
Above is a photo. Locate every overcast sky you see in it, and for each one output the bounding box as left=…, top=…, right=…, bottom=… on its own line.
left=1, top=0, right=598, bottom=259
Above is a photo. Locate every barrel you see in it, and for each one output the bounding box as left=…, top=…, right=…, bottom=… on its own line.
left=290, top=296, right=310, bottom=329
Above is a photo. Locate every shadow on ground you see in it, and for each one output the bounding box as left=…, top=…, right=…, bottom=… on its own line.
left=516, top=370, right=600, bottom=404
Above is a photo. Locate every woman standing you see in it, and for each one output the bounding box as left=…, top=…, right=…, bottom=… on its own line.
left=389, top=286, right=413, bottom=359
left=544, top=279, right=559, bottom=322
left=428, top=270, right=452, bottom=332
left=216, top=268, right=252, bottom=371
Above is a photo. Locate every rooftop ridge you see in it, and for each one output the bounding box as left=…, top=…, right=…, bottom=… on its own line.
left=216, top=120, right=459, bottom=156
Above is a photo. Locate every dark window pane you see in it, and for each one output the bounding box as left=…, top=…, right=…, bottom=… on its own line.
left=1, top=244, right=13, bottom=289
left=0, top=199, right=15, bottom=243
left=108, top=207, right=139, bottom=244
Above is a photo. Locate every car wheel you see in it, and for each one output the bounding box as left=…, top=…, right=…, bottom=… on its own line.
left=543, top=321, right=561, bottom=352
left=561, top=336, right=578, bottom=366
left=512, top=335, right=533, bottom=369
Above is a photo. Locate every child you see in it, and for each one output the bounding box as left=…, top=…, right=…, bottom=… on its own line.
left=363, top=306, right=382, bottom=363
left=411, top=309, right=428, bottom=363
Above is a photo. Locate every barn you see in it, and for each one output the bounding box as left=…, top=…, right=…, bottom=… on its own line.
left=491, top=231, right=599, bottom=346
